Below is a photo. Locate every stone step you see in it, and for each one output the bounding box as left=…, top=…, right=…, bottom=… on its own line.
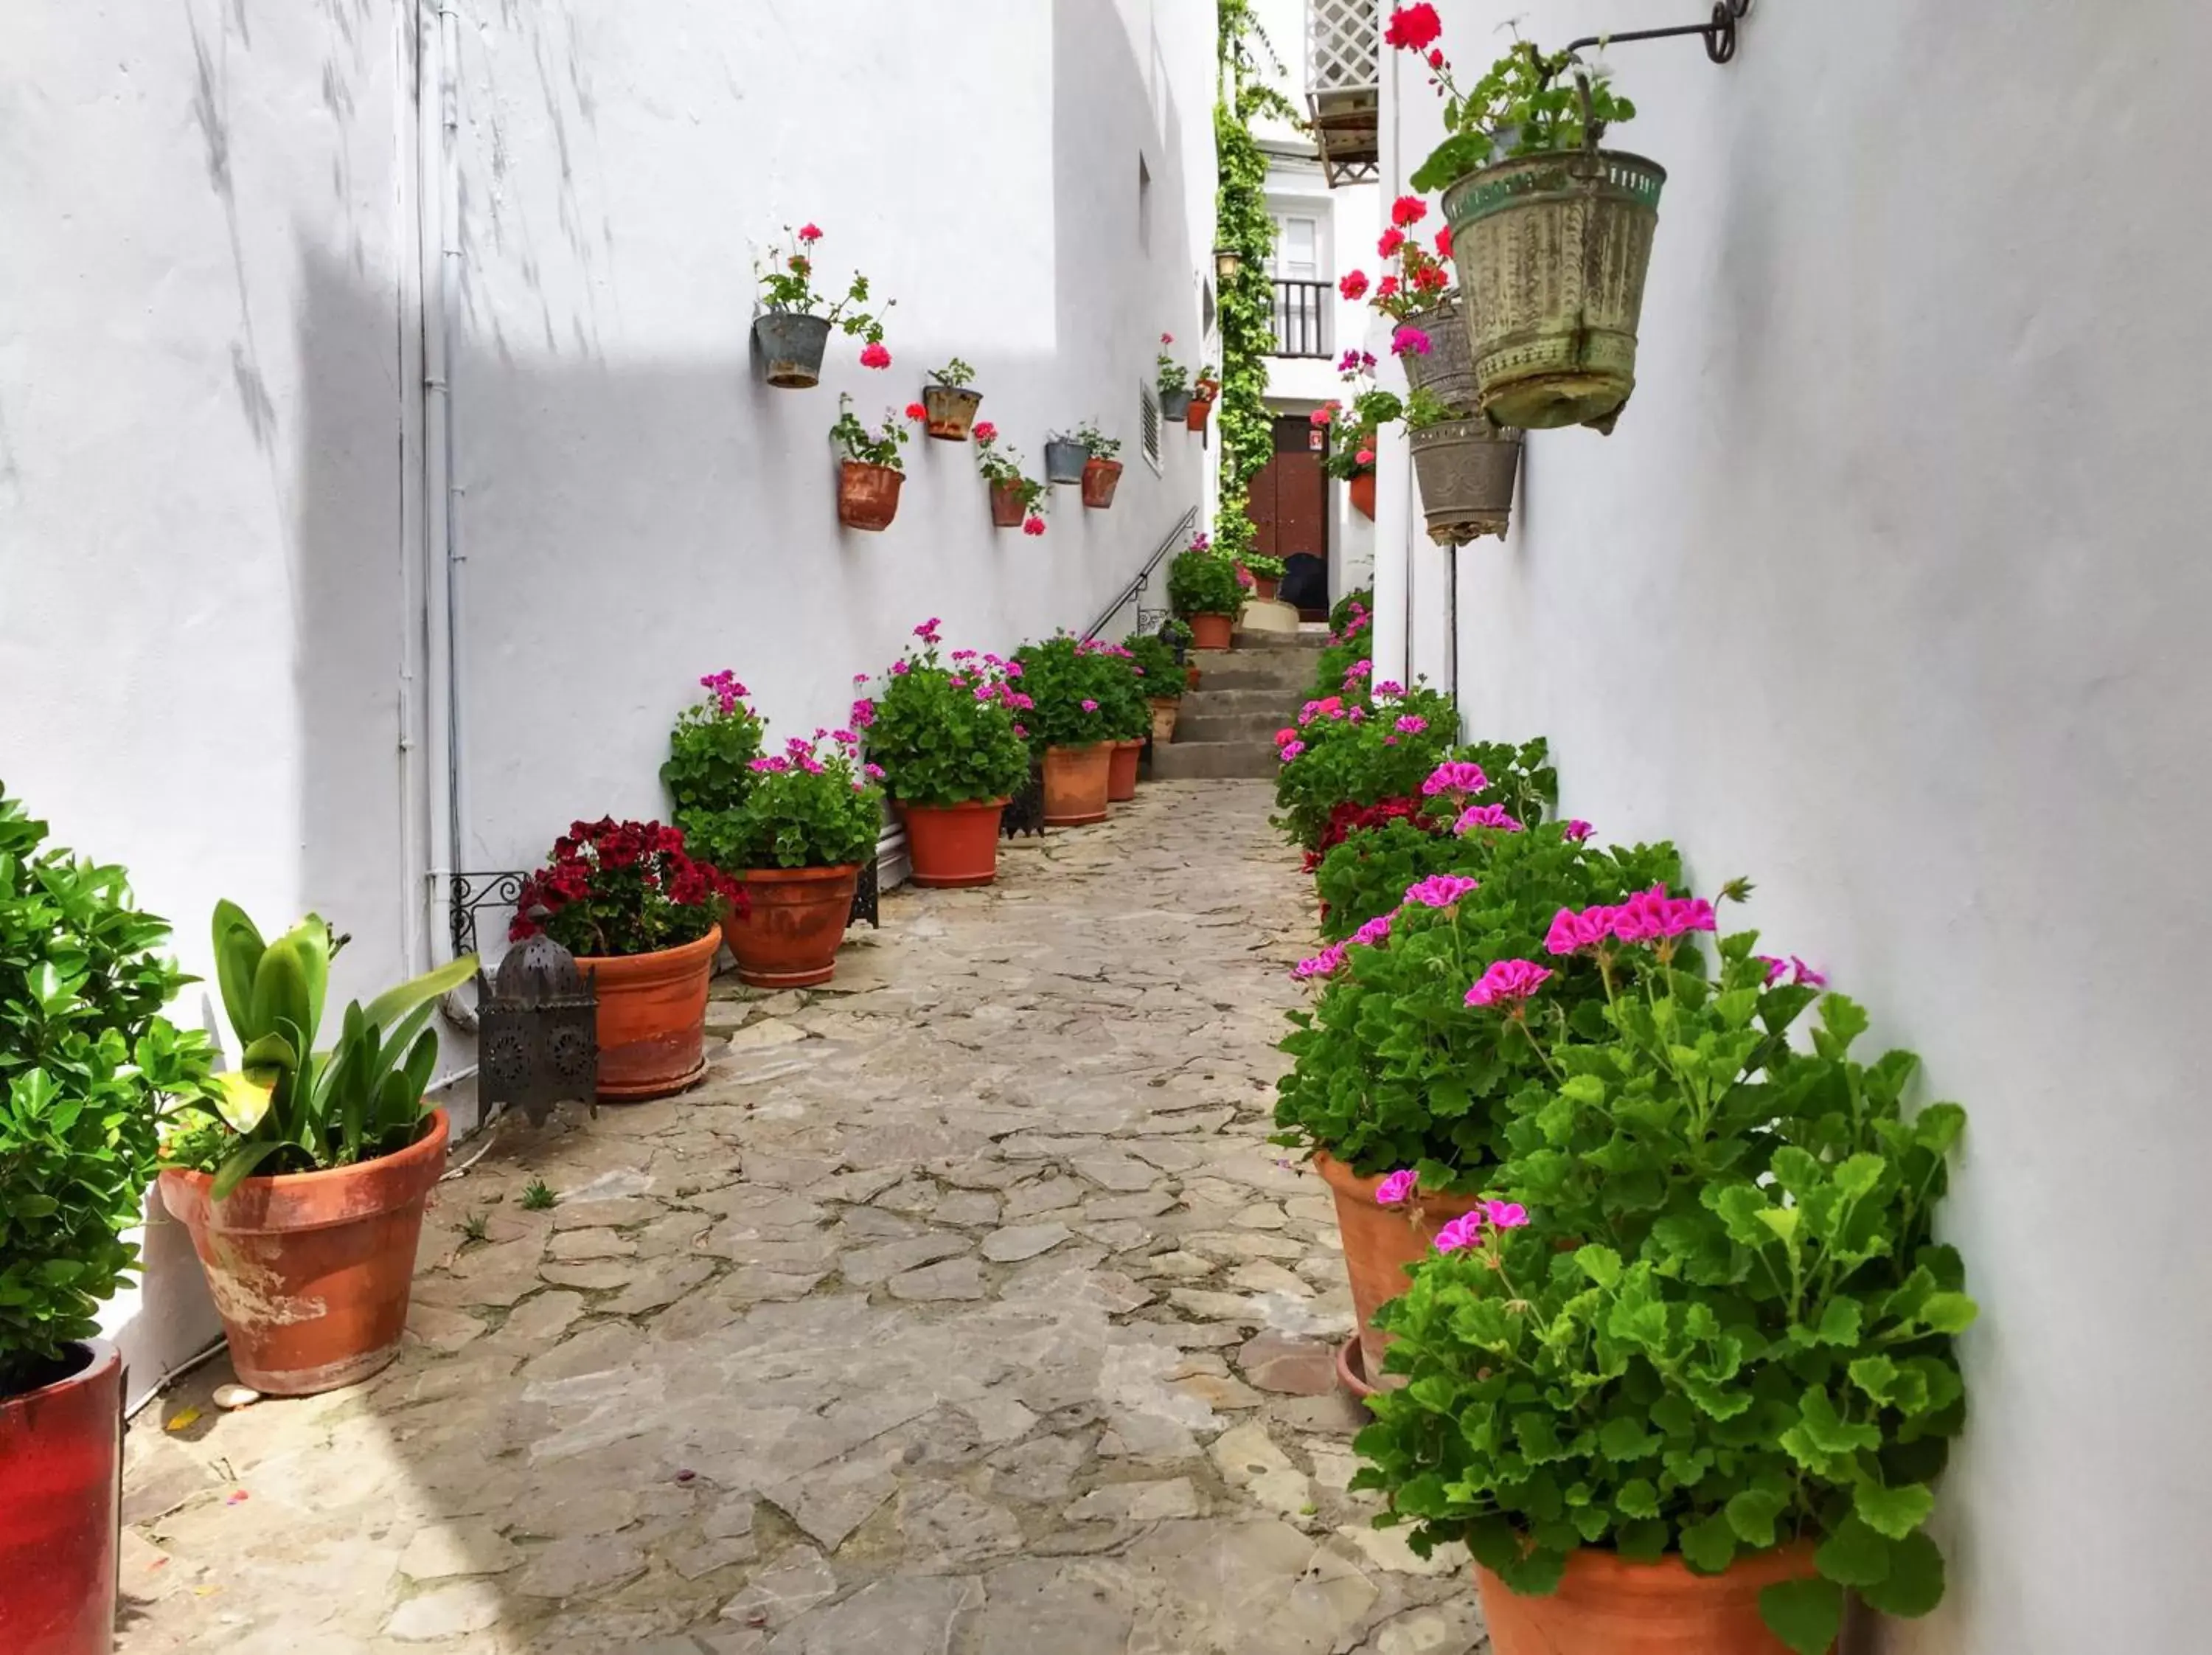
left=1148, top=740, right=1283, bottom=781
left=1176, top=708, right=1296, bottom=743
left=1230, top=630, right=1328, bottom=652
left=1176, top=686, right=1306, bottom=719
left=1189, top=653, right=1322, bottom=692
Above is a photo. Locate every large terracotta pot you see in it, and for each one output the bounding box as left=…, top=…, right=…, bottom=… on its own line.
left=723, top=864, right=859, bottom=988
left=1313, top=1151, right=1481, bottom=1384
left=1106, top=739, right=1142, bottom=801
left=838, top=461, right=905, bottom=531
left=1189, top=612, right=1234, bottom=651
left=1081, top=457, right=1123, bottom=509
left=921, top=383, right=983, bottom=440
left=1349, top=471, right=1377, bottom=519
left=0, top=1341, right=122, bottom=1655
left=1477, top=1544, right=1825, bottom=1655
left=900, top=797, right=1006, bottom=888
left=988, top=480, right=1027, bottom=528
left=159, top=1112, right=451, bottom=1395
left=1148, top=697, right=1180, bottom=741
left=581, top=928, right=718, bottom=1100
left=1041, top=743, right=1111, bottom=826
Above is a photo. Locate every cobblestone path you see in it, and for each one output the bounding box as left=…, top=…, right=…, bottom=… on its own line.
left=116, top=780, right=1482, bottom=1655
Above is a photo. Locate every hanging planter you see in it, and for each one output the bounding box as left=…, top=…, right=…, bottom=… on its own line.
left=1082, top=457, right=1123, bottom=510
left=1161, top=387, right=1194, bottom=421
left=970, top=424, right=1048, bottom=535
left=752, top=223, right=895, bottom=389
left=831, top=395, right=918, bottom=532
left=1157, top=334, right=1197, bottom=423
left=1398, top=292, right=1480, bottom=413
left=921, top=358, right=983, bottom=440
left=1186, top=378, right=1219, bottom=430
left=988, top=481, right=1027, bottom=527
left=753, top=313, right=833, bottom=389
left=1349, top=471, right=1377, bottom=518
left=1409, top=416, right=1523, bottom=544
left=1043, top=436, right=1088, bottom=484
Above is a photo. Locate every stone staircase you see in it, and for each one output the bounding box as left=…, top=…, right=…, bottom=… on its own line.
left=1149, top=628, right=1328, bottom=780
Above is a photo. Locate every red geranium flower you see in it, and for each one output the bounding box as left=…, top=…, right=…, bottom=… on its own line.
left=1428, top=49, right=1447, bottom=72
left=1022, top=515, right=1046, bottom=536
left=1377, top=227, right=1407, bottom=258
left=1383, top=4, right=1442, bottom=53
left=798, top=223, right=823, bottom=243
left=1391, top=195, right=1428, bottom=229
left=1377, top=274, right=1401, bottom=299
left=905, top=402, right=928, bottom=421
left=859, top=341, right=891, bottom=369
left=1436, top=226, right=1453, bottom=260
left=1338, top=269, right=1369, bottom=301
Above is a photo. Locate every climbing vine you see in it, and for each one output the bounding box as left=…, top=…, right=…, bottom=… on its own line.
left=1213, top=0, right=1298, bottom=561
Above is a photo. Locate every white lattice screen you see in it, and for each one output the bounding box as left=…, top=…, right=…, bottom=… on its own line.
left=1308, top=0, right=1379, bottom=93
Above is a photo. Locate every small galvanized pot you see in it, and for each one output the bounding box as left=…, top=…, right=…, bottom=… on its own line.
left=1441, top=145, right=1666, bottom=433
left=1399, top=294, right=1479, bottom=414
left=1044, top=438, right=1088, bottom=485
left=1409, top=417, right=1523, bottom=544
left=922, top=384, right=983, bottom=440
left=753, top=312, right=833, bottom=389
left=1160, top=386, right=1194, bottom=421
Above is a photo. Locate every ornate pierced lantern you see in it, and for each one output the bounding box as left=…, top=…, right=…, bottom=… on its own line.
left=479, top=923, right=597, bottom=1125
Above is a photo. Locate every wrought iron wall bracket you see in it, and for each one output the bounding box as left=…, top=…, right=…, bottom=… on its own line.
left=1567, top=0, right=1752, bottom=67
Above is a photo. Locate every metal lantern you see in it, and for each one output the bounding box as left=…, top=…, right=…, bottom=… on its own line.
left=1213, top=246, right=1243, bottom=282
left=479, top=923, right=598, bottom=1126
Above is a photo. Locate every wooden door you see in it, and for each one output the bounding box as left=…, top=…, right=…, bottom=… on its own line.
left=1242, top=414, right=1329, bottom=615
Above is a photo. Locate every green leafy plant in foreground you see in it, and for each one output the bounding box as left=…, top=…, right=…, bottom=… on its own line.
left=1166, top=547, right=1245, bottom=620
left=1352, top=922, right=1973, bottom=1654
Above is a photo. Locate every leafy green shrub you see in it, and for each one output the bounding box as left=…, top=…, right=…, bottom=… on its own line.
left=1121, top=631, right=1186, bottom=702
left=684, top=734, right=883, bottom=870
left=662, top=672, right=766, bottom=818
left=1312, top=592, right=1376, bottom=698
left=1012, top=635, right=1127, bottom=751
left=1275, top=818, right=1681, bottom=1189
left=0, top=791, right=215, bottom=1393
left=1354, top=928, right=1972, bottom=1654
left=1239, top=552, right=1287, bottom=581
left=1270, top=684, right=1461, bottom=852
left=1085, top=639, right=1153, bottom=743
left=1167, top=547, right=1245, bottom=619
left=861, top=630, right=1032, bottom=806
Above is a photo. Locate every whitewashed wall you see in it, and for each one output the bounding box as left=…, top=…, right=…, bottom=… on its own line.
left=1391, top=3, right=2212, bottom=1651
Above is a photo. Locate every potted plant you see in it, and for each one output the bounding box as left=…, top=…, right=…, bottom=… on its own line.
left=1239, top=552, right=1287, bottom=604
left=1188, top=365, right=1221, bottom=430
left=1340, top=201, right=1474, bottom=413
left=921, top=357, right=984, bottom=440
left=511, top=818, right=738, bottom=1098
left=682, top=732, right=883, bottom=988
left=1270, top=683, right=1467, bottom=854
left=1, top=791, right=215, bottom=1650
left=1012, top=634, right=1121, bottom=826
left=1352, top=908, right=1975, bottom=1655
left=1391, top=15, right=1660, bottom=433
left=156, top=904, right=476, bottom=1395
left=831, top=395, right=918, bottom=531
left=661, top=669, right=768, bottom=822
left=1043, top=429, right=1090, bottom=485
left=1156, top=333, right=1194, bottom=420
left=1082, top=638, right=1154, bottom=802
left=752, top=222, right=894, bottom=389
left=861, top=620, right=1034, bottom=887
left=972, top=423, right=1048, bottom=535
left=1075, top=421, right=1124, bottom=509
left=1122, top=629, right=1187, bottom=742
left=1167, top=538, right=1246, bottom=651
left=1405, top=384, right=1523, bottom=544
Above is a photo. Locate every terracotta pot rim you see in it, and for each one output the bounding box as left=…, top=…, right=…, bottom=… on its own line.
left=1312, top=1148, right=1484, bottom=1215
left=1046, top=740, right=1111, bottom=757
left=729, top=863, right=862, bottom=884
left=576, top=926, right=723, bottom=979
left=1480, top=1540, right=1818, bottom=1586
left=1084, top=457, right=1123, bottom=473
left=1, top=1337, right=116, bottom=1409
left=898, top=796, right=1011, bottom=813
left=160, top=1108, right=449, bottom=1202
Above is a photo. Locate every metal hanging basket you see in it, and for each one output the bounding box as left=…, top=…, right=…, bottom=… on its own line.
left=1439, top=82, right=1665, bottom=434
left=1409, top=417, right=1523, bottom=545
left=1399, top=293, right=1480, bottom=415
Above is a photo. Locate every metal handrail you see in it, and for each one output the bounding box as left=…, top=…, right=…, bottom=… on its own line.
left=1083, top=504, right=1201, bottom=642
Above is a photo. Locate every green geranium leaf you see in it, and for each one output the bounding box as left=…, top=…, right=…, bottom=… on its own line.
left=1678, top=1512, right=1737, bottom=1575
left=1811, top=1297, right=1863, bottom=1347
left=1813, top=1514, right=1891, bottom=1586
left=1916, top=1291, right=1978, bottom=1335
left=1856, top=1527, right=1946, bottom=1618
left=1853, top=1479, right=1936, bottom=1540
left=1725, top=1487, right=1788, bottom=1549
left=1759, top=1577, right=1846, bottom=1655
left=1615, top=1518, right=1671, bottom=1562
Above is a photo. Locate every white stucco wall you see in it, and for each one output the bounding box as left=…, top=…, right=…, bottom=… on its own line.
left=1393, top=3, right=2212, bottom=1651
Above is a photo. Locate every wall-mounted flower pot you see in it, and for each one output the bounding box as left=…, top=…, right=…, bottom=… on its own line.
left=922, top=384, right=984, bottom=440
left=1160, top=387, right=1194, bottom=421
left=1081, top=457, right=1124, bottom=509
left=1188, top=612, right=1234, bottom=651
left=1441, top=146, right=1666, bottom=433
left=1186, top=384, right=1218, bottom=431
left=1, top=1339, right=122, bottom=1655
left=1147, top=697, right=1180, bottom=741
left=898, top=798, right=1007, bottom=887
left=1347, top=470, right=1377, bottom=520
left=1044, top=439, right=1088, bottom=484
left=723, top=864, right=860, bottom=988
left=1399, top=292, right=1480, bottom=414
left=753, top=313, right=832, bottom=389
left=1041, top=742, right=1112, bottom=825
left=988, top=481, right=1027, bottom=528
left=1476, top=1544, right=1824, bottom=1655
left=159, top=1112, right=451, bottom=1395
left=1312, top=1151, right=1482, bottom=1384
left=580, top=929, right=717, bottom=1099
left=1410, top=417, right=1523, bottom=545
left=838, top=461, right=905, bottom=531
left=1106, top=739, right=1142, bottom=802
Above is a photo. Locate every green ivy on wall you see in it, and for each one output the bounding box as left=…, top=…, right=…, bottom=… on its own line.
left=1214, top=0, right=1298, bottom=561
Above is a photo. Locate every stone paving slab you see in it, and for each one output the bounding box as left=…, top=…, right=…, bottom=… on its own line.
left=116, top=782, right=1486, bottom=1655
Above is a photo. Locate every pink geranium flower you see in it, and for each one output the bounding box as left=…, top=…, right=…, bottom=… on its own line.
left=1563, top=819, right=1593, bottom=842
left=859, top=341, right=891, bottom=369
left=1391, top=325, right=1433, bottom=357
left=1080, top=698, right=1099, bottom=712
left=1422, top=760, right=1491, bottom=798
left=1404, top=874, right=1480, bottom=910
left=1395, top=715, right=1427, bottom=735
left=1464, top=959, right=1553, bottom=1009
left=1455, top=804, right=1523, bottom=834
left=1279, top=740, right=1306, bottom=763
left=1352, top=912, right=1395, bottom=948
left=1545, top=903, right=1617, bottom=955
left=1433, top=1212, right=1484, bottom=1254
left=1375, top=1169, right=1418, bottom=1207
left=1484, top=1200, right=1529, bottom=1230
left=1292, top=943, right=1348, bottom=980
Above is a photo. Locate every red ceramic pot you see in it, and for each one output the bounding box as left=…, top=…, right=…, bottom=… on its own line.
left=1187, top=384, right=1218, bottom=430
left=0, top=1341, right=122, bottom=1655
left=580, top=929, right=719, bottom=1100
left=988, top=481, right=1026, bottom=527
left=159, top=1112, right=451, bottom=1395
left=1313, top=1151, right=1481, bottom=1384
left=1350, top=471, right=1377, bottom=519
left=1189, top=613, right=1234, bottom=651
left=1081, top=457, right=1123, bottom=509
left=838, top=461, right=904, bottom=531
left=1253, top=576, right=1280, bottom=602
left=723, top=864, right=860, bottom=988
left=1477, top=1544, right=1828, bottom=1655
left=900, top=798, right=1007, bottom=887
left=1042, top=743, right=1111, bottom=825
left=1106, top=739, right=1142, bottom=801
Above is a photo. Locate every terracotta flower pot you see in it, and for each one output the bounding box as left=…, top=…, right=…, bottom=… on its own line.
left=158, top=1112, right=451, bottom=1395
left=1185, top=665, right=1202, bottom=690
left=1148, top=697, right=1180, bottom=741
left=1, top=1341, right=122, bottom=1655
left=988, top=480, right=1027, bottom=528
left=580, top=928, right=719, bottom=1100
left=1106, top=739, right=1143, bottom=801
left=1252, top=576, right=1280, bottom=602
left=1349, top=471, right=1377, bottom=519
left=1477, top=1544, right=1826, bottom=1655
left=723, top=864, right=860, bottom=988
left=838, top=460, right=905, bottom=531
left=1189, top=612, right=1234, bottom=651
left=1187, top=384, right=1218, bottom=430
left=1313, top=1151, right=1482, bottom=1384
left=899, top=798, right=1006, bottom=888
left=922, top=383, right=983, bottom=440
left=1041, top=742, right=1111, bottom=826
left=1081, top=457, right=1123, bottom=509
